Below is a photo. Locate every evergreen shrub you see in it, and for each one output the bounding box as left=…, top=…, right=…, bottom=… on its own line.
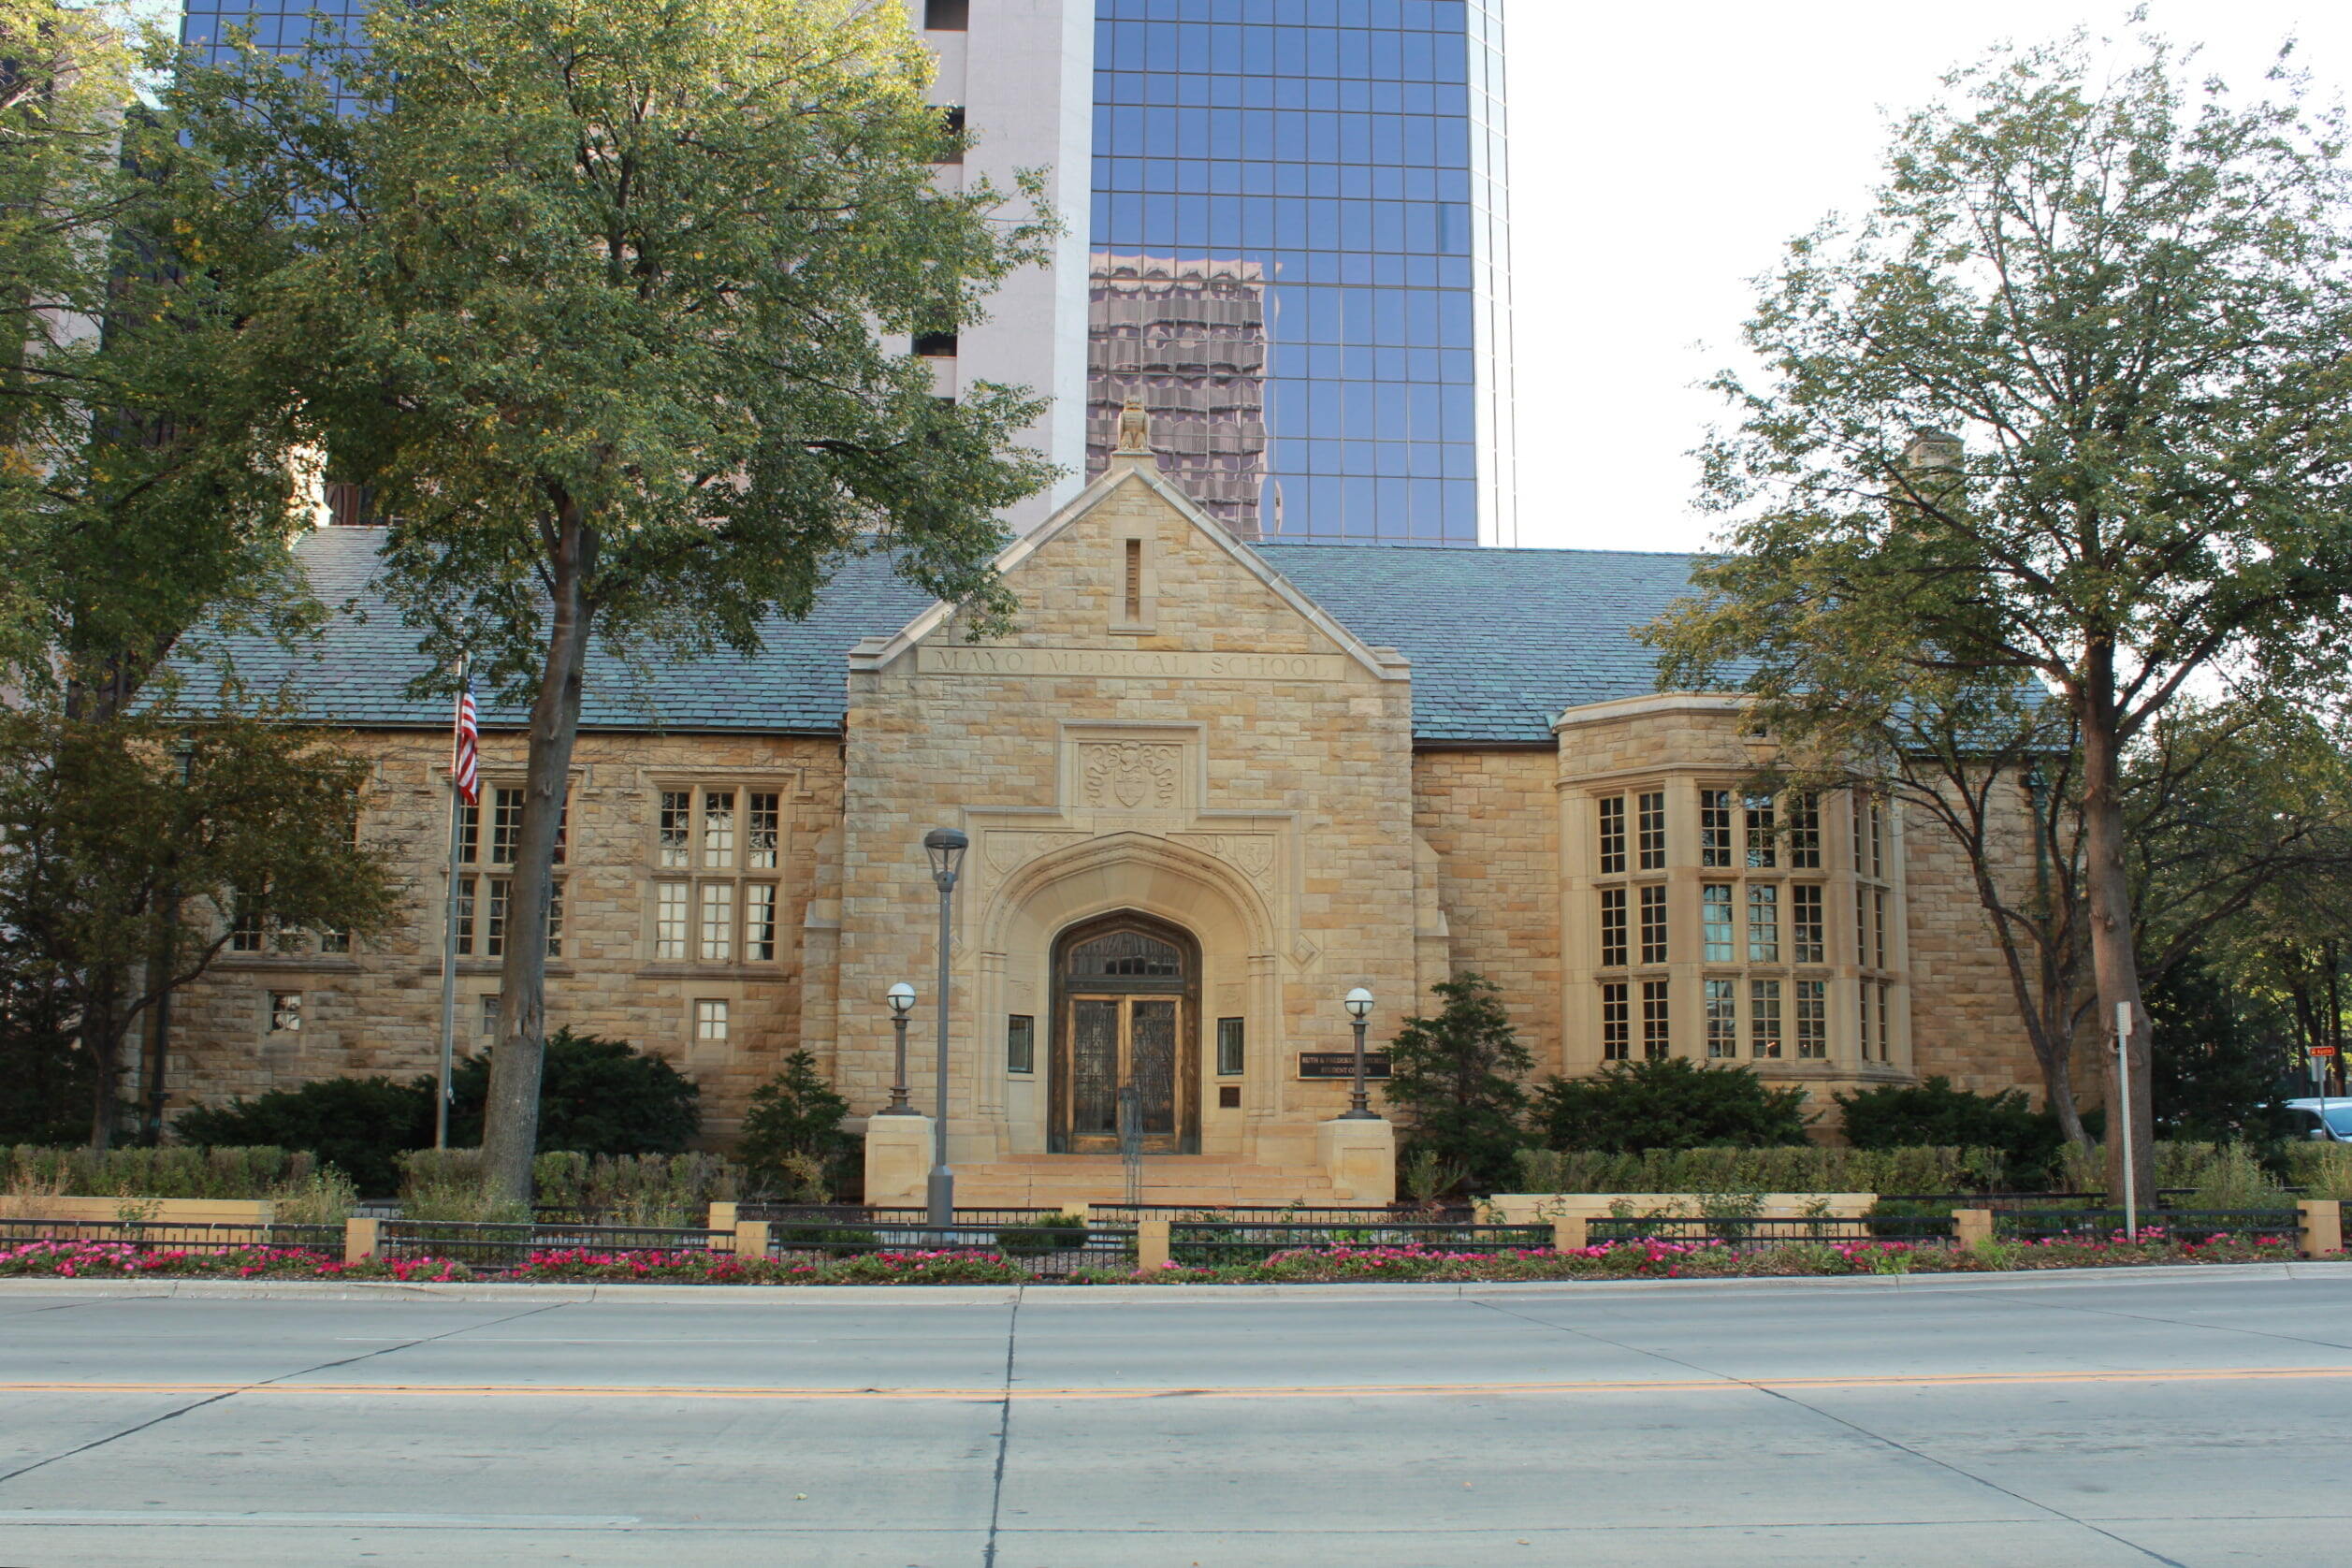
left=1533, top=1057, right=1812, bottom=1154
left=175, top=1076, right=432, bottom=1196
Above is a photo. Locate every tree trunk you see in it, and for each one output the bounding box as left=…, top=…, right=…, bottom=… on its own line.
left=479, top=492, right=596, bottom=1206
left=2078, top=667, right=2152, bottom=1208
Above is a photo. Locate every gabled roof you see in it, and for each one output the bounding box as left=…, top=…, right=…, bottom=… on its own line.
left=229, top=526, right=1703, bottom=744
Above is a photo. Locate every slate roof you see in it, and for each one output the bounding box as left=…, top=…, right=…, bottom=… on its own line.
left=1256, top=543, right=1701, bottom=744
left=240, top=527, right=1701, bottom=745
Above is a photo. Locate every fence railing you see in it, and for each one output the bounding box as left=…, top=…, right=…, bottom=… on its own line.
left=1162, top=1221, right=1548, bottom=1264
left=377, top=1219, right=728, bottom=1269
left=0, top=1217, right=345, bottom=1254
left=1097, top=1203, right=1477, bottom=1225
left=1992, top=1208, right=2301, bottom=1243
left=756, top=1216, right=1133, bottom=1275
left=1584, top=1212, right=1954, bottom=1247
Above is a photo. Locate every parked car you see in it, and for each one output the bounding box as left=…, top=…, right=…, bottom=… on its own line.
left=2284, top=1098, right=2352, bottom=1143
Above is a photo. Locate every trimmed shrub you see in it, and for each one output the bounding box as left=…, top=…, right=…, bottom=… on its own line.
left=995, top=1213, right=1089, bottom=1256
left=175, top=1077, right=433, bottom=1196
left=2283, top=1141, right=2352, bottom=1199
left=1834, top=1076, right=2064, bottom=1180
left=1513, top=1143, right=2008, bottom=1196
left=447, top=1029, right=700, bottom=1156
left=395, top=1148, right=530, bottom=1224
left=5, top=1142, right=321, bottom=1200
left=1533, top=1058, right=1813, bottom=1154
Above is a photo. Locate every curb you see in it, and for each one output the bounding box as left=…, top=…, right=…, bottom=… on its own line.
left=1, top=1260, right=2344, bottom=1306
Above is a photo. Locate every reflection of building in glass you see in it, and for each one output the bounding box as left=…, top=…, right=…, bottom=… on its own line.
left=1091, top=1, right=1512, bottom=544
left=1086, top=255, right=1269, bottom=540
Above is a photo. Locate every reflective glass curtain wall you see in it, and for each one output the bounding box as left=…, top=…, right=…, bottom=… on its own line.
left=181, top=3, right=374, bottom=106
left=1090, top=0, right=1511, bottom=544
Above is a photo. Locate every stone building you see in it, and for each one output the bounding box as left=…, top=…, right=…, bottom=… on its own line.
left=172, top=442, right=2045, bottom=1206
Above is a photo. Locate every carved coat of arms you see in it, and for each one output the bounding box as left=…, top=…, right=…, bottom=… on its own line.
left=1082, top=743, right=1180, bottom=809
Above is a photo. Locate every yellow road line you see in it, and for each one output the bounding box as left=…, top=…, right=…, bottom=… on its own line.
left=6, top=1366, right=2350, bottom=1401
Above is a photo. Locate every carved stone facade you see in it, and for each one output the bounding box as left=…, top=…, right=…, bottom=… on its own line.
left=162, top=451, right=2051, bottom=1196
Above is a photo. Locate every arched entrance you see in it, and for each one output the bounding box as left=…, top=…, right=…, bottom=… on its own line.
left=1050, top=912, right=1200, bottom=1154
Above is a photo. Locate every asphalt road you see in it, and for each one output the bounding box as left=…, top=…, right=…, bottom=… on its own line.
left=2, top=1270, right=2349, bottom=1567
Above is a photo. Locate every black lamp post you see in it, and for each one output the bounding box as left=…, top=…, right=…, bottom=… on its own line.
left=883, top=981, right=916, bottom=1114
left=922, top=827, right=968, bottom=1227
left=1341, top=986, right=1377, bottom=1119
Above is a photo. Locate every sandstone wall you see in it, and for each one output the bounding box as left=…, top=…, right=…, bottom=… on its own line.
left=1411, top=748, right=1562, bottom=1073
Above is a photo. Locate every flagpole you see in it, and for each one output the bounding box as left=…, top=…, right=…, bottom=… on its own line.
left=434, top=661, right=469, bottom=1149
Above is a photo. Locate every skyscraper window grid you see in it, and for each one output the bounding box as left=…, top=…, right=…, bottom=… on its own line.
left=1088, top=0, right=1511, bottom=544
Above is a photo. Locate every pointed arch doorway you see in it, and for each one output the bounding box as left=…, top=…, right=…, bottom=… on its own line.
left=1050, top=912, right=1201, bottom=1154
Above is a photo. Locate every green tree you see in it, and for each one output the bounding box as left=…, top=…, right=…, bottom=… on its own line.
left=0, top=3, right=398, bottom=1148
left=1648, top=33, right=2352, bottom=1201
left=1379, top=975, right=1532, bottom=1196
left=0, top=707, right=403, bottom=1145
left=170, top=0, right=1058, bottom=1201
left=735, top=1050, right=852, bottom=1198
left=1535, top=1058, right=1814, bottom=1154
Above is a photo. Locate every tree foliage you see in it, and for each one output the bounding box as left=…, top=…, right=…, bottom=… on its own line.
left=447, top=1029, right=701, bottom=1157
left=1647, top=32, right=2352, bottom=1197
left=1379, top=975, right=1533, bottom=1196
left=734, top=1050, right=852, bottom=1198
left=1534, top=1058, right=1814, bottom=1155
left=175, top=1074, right=435, bottom=1197
left=168, top=0, right=1060, bottom=1199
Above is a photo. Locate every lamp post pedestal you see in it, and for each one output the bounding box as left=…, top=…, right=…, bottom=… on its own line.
left=1315, top=1115, right=1395, bottom=1205
left=863, top=1112, right=935, bottom=1207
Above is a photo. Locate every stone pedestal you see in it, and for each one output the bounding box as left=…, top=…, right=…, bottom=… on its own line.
left=1315, top=1116, right=1396, bottom=1205
left=864, top=1113, right=935, bottom=1206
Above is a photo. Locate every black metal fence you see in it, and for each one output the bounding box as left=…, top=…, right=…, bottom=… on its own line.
left=1994, top=1209, right=2300, bottom=1243
left=377, top=1219, right=729, bottom=1270
left=1586, top=1213, right=1954, bottom=1249
left=757, top=1216, right=1134, bottom=1275
left=739, top=1203, right=1074, bottom=1227
left=0, top=1217, right=345, bottom=1255
left=1166, top=1220, right=1548, bottom=1265
left=1099, top=1203, right=1478, bottom=1226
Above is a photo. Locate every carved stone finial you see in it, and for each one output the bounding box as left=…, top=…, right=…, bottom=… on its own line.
left=1115, top=394, right=1151, bottom=455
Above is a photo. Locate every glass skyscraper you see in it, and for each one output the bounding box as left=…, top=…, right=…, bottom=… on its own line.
left=177, top=0, right=1514, bottom=545
left=1086, top=1, right=1512, bottom=544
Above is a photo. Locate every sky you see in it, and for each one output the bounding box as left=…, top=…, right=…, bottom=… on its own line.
left=1506, top=0, right=2352, bottom=553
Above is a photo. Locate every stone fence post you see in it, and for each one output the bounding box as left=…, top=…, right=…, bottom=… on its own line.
left=733, top=1220, right=771, bottom=1264
left=1137, top=1218, right=1171, bottom=1271
left=1550, top=1215, right=1588, bottom=1253
left=1952, top=1209, right=1995, bottom=1252
left=342, top=1215, right=380, bottom=1264
left=2298, top=1199, right=2343, bottom=1260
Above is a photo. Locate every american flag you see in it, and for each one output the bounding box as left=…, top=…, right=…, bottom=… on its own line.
left=450, top=676, right=479, bottom=807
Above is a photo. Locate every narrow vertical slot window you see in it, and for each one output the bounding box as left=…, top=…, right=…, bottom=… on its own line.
left=1789, top=792, right=1822, bottom=867
left=745, top=883, right=777, bottom=962
left=1701, top=884, right=1734, bottom=963
left=1791, top=885, right=1825, bottom=964
left=1600, top=982, right=1630, bottom=1061
left=1641, top=980, right=1671, bottom=1059
left=1216, top=1017, right=1245, bottom=1076
left=1636, top=791, right=1667, bottom=869
left=659, top=791, right=691, bottom=867
left=655, top=881, right=689, bottom=960
left=1705, top=979, right=1737, bottom=1058
left=1637, top=884, right=1668, bottom=964
left=1596, top=796, right=1626, bottom=875
left=1749, top=980, right=1782, bottom=1058
left=1744, top=792, right=1777, bottom=867
left=1794, top=980, right=1827, bottom=1059
left=1009, top=1015, right=1038, bottom=1075
left=1699, top=789, right=1734, bottom=867
left=1598, top=887, right=1627, bottom=966
left=1124, top=538, right=1144, bottom=625
left=748, top=791, right=780, bottom=868
left=1747, top=883, right=1779, bottom=964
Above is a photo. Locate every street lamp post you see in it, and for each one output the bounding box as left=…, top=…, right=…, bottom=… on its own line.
left=922, top=828, right=969, bottom=1228
left=1341, top=987, right=1377, bottom=1119
left=883, top=982, right=916, bottom=1114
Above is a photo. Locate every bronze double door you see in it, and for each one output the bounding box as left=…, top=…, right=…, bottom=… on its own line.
left=1053, top=916, right=1198, bottom=1154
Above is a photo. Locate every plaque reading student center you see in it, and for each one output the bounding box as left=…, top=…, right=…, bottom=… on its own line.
left=167, top=431, right=2049, bottom=1210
